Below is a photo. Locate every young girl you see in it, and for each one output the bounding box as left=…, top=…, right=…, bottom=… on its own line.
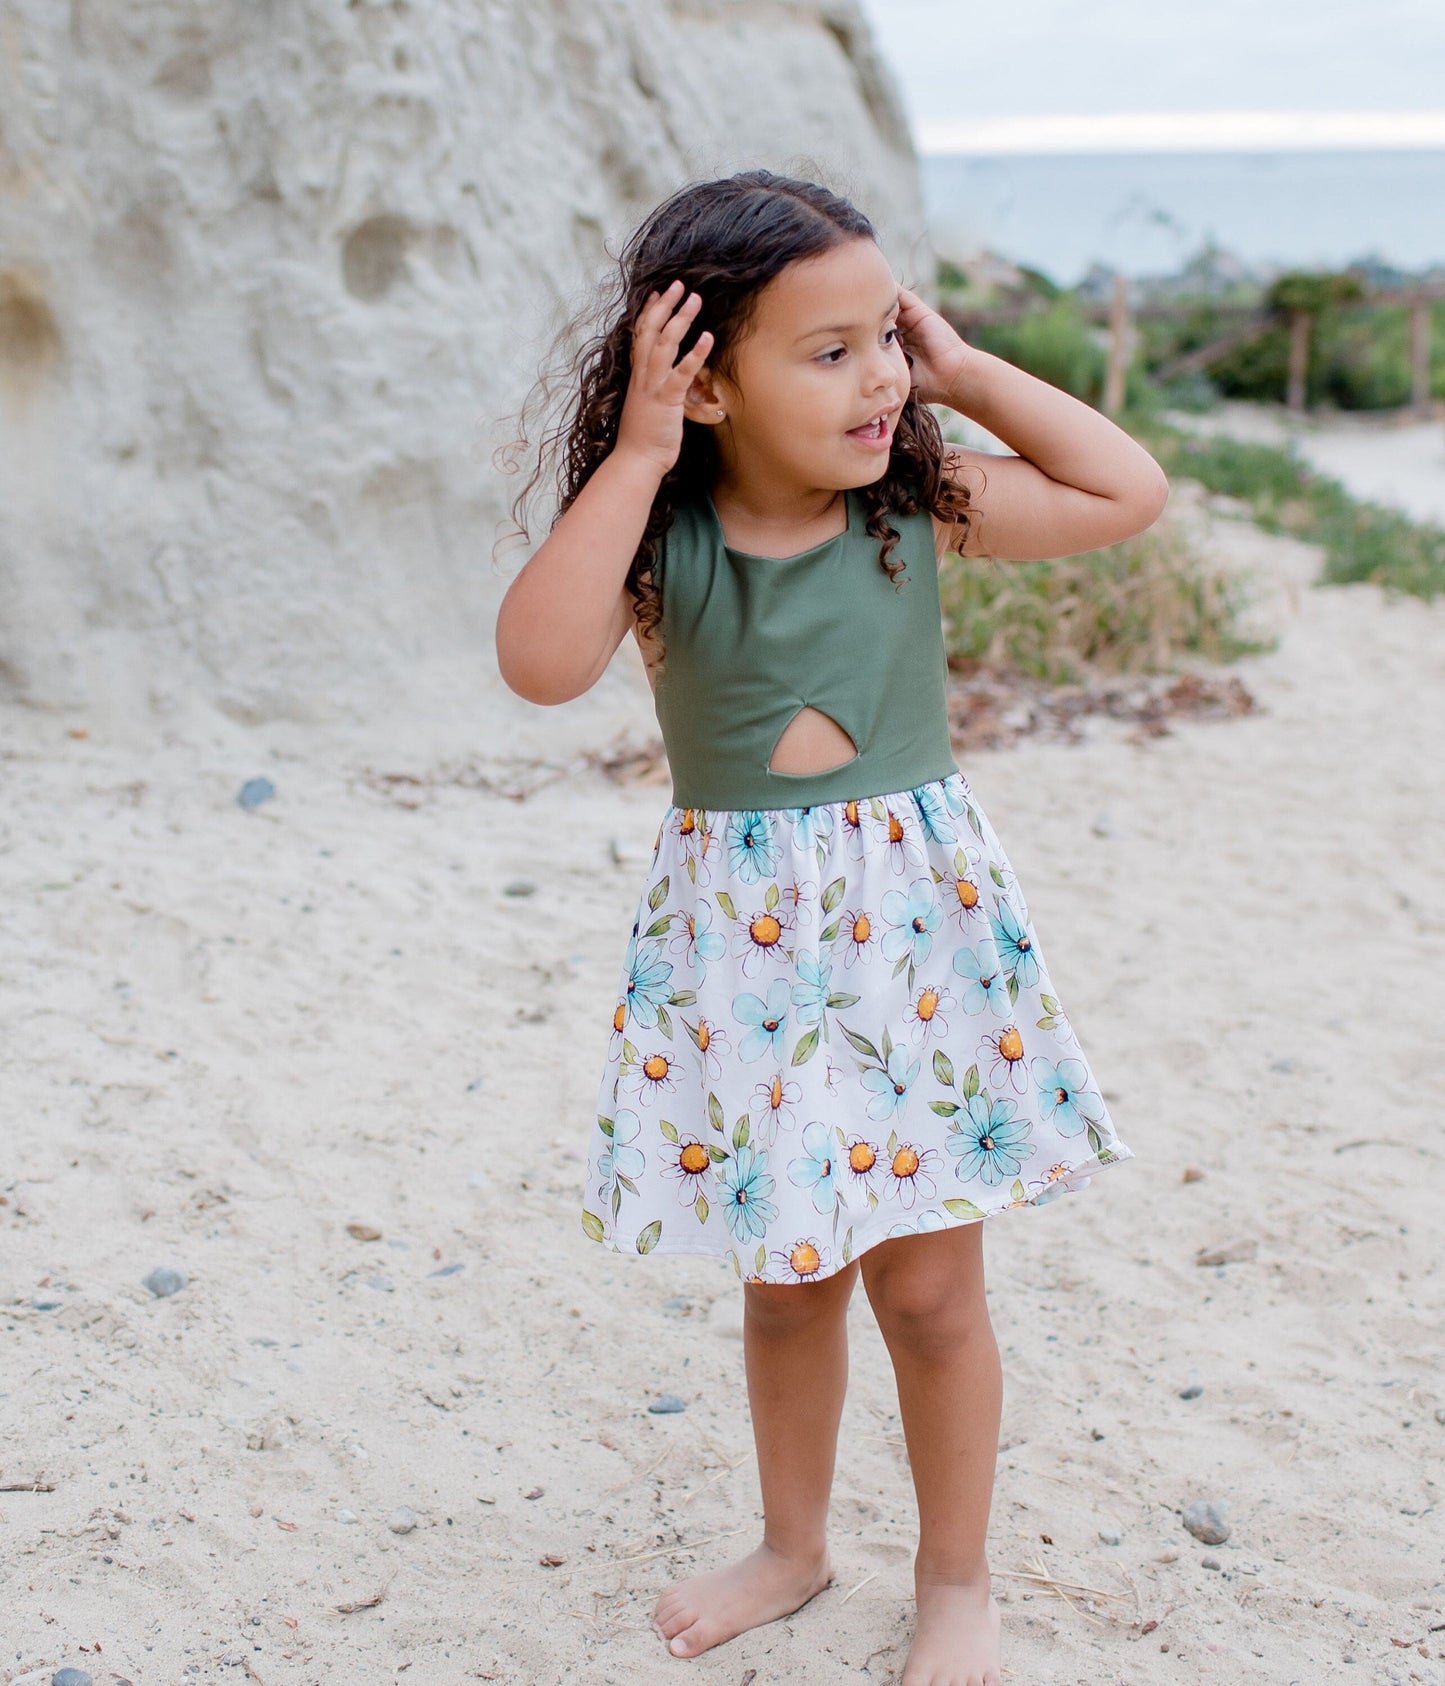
left=496, top=169, right=1163, bottom=1685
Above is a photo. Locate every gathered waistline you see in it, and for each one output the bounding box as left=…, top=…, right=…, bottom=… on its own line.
left=664, top=766, right=967, bottom=817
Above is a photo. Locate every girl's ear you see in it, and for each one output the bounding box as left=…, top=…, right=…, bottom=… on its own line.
left=681, top=368, right=727, bottom=425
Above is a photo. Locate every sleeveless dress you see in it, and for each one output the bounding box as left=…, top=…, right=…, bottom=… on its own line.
left=581, top=484, right=1137, bottom=1284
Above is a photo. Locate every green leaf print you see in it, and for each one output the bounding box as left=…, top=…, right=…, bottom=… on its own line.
left=671, top=989, right=697, bottom=1006
left=1010, top=1179, right=1026, bottom=1203
left=989, top=862, right=1006, bottom=889
left=686, top=856, right=697, bottom=884
left=943, top=1197, right=986, bottom=1220
left=707, top=1092, right=725, bottom=1133
left=840, top=1024, right=880, bottom=1063
left=886, top=1129, right=899, bottom=1155
left=755, top=1243, right=766, bottom=1273
left=891, top=953, right=909, bottom=978
left=821, top=875, right=846, bottom=913
left=611, top=1184, right=621, bottom=1219
left=791, top=1026, right=820, bottom=1066
left=1098, top=1147, right=1116, bottom=1164
left=966, top=804, right=984, bottom=840
left=581, top=1209, right=605, bottom=1241
left=764, top=881, right=780, bottom=912
left=617, top=1174, right=639, bottom=1197
left=842, top=1227, right=854, bottom=1263
left=962, top=1063, right=981, bottom=1099
left=658, top=1119, right=679, bottom=1143
left=1087, top=1124, right=1102, bottom=1155
left=819, top=919, right=841, bottom=944
left=643, top=914, right=671, bottom=938
left=834, top=1126, right=848, bottom=1148
left=637, top=1219, right=662, bottom=1254
left=655, top=1004, right=673, bottom=1038
left=598, top=1114, right=615, bottom=1138
left=696, top=1194, right=709, bottom=1224
left=622, top=1037, right=639, bottom=1066
left=826, top=992, right=860, bottom=1009
left=929, top=1100, right=960, bottom=1117
left=715, top=890, right=737, bottom=920
left=880, top=1025, right=894, bottom=1062
left=733, top=1115, right=750, bottom=1150
left=934, top=1050, right=955, bottom=1087
left=1006, top=975, right=1018, bottom=1006
left=648, top=876, right=670, bottom=912
left=706, top=1143, right=728, bottom=1163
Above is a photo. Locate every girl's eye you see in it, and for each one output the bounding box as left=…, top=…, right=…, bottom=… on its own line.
left=818, top=325, right=902, bottom=364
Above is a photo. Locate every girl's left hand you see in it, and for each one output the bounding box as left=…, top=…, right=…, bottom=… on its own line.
left=895, top=284, right=972, bottom=407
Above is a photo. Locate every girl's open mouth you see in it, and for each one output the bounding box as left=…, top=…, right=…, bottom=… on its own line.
left=846, top=413, right=893, bottom=447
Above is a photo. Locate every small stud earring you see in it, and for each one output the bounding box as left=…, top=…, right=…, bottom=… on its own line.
left=716, top=408, right=725, bottom=418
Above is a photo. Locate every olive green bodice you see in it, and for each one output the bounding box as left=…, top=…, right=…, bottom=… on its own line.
left=651, top=486, right=959, bottom=811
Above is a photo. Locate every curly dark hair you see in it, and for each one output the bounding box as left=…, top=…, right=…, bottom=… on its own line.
left=493, top=167, right=977, bottom=671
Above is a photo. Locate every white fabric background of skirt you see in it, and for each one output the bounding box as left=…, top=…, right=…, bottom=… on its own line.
left=582, top=771, right=1136, bottom=1284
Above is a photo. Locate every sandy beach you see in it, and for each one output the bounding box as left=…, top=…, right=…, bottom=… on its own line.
left=3, top=412, right=1444, bottom=1683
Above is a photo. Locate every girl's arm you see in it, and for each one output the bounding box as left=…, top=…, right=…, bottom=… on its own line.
left=494, top=447, right=664, bottom=705
left=495, top=281, right=713, bottom=705
left=896, top=285, right=1170, bottom=561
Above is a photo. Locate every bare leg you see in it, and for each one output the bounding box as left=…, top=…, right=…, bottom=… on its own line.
left=861, top=1220, right=1003, bottom=1686
left=651, top=1258, right=859, bottom=1658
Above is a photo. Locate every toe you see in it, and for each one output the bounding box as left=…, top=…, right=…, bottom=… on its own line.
left=668, top=1619, right=708, bottom=1657
left=657, top=1605, right=695, bottom=1641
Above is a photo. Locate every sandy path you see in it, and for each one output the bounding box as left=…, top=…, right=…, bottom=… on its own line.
left=2, top=471, right=1443, bottom=1683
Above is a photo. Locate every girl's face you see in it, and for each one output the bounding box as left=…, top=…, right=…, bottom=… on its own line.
left=690, top=236, right=911, bottom=498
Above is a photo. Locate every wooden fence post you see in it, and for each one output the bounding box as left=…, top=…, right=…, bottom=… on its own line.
left=1286, top=309, right=1311, bottom=412
left=1410, top=293, right=1433, bottom=416
left=1102, top=271, right=1130, bottom=415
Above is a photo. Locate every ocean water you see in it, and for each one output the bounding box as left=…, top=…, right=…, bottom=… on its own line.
left=919, top=148, right=1445, bottom=287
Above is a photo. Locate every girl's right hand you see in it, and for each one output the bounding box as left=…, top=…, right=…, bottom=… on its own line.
left=616, top=280, right=714, bottom=475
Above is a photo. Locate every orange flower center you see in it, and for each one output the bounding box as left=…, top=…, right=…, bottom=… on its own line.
left=851, top=913, right=871, bottom=943
left=679, top=1142, right=709, bottom=1174
left=891, top=1145, right=920, bottom=1178
left=998, top=1028, right=1024, bottom=1062
left=750, top=914, right=782, bottom=947
left=643, top=1053, right=670, bottom=1080
left=917, top=989, right=939, bottom=1020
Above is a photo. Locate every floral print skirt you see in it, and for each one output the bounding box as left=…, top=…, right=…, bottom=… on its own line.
left=582, top=770, right=1136, bottom=1285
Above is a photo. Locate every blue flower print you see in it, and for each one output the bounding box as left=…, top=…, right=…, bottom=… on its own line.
left=951, top=943, right=1010, bottom=1015
left=1031, top=1055, right=1104, bottom=1136
left=862, top=1045, right=921, bottom=1121
left=597, top=1107, right=646, bottom=1196
left=725, top=810, right=779, bottom=883
left=720, top=1143, right=778, bottom=1242
left=911, top=782, right=959, bottom=845
left=880, top=879, right=941, bottom=966
left=886, top=1207, right=948, bottom=1237
left=787, top=1120, right=842, bottom=1215
left=946, top=1092, right=1033, bottom=1186
left=790, top=949, right=833, bottom=1027
left=622, top=933, right=674, bottom=1029
left=786, top=804, right=835, bottom=853
left=940, top=774, right=972, bottom=817
left=990, top=898, right=1040, bottom=988
left=734, top=978, right=793, bottom=1063
left=679, top=900, right=727, bottom=981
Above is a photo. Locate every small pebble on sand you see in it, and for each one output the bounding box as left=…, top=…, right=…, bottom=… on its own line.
left=143, top=1265, right=187, bottom=1298
left=1182, top=1499, right=1231, bottom=1544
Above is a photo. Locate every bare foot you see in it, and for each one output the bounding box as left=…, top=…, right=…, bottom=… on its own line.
left=651, top=1540, right=834, bottom=1659
left=899, top=1571, right=1003, bottom=1686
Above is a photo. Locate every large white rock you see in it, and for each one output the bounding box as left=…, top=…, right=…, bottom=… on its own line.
left=0, top=0, right=932, bottom=737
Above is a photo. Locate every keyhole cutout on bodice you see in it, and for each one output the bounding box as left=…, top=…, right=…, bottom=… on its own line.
left=767, top=705, right=860, bottom=775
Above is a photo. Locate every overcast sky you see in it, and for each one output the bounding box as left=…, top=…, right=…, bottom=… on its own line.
left=855, top=0, right=1445, bottom=151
